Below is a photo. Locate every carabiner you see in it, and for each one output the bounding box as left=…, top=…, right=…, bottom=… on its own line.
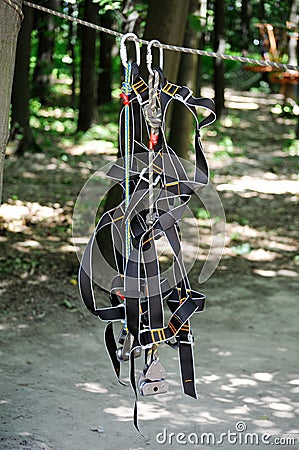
left=146, top=39, right=163, bottom=76
left=120, top=32, right=141, bottom=68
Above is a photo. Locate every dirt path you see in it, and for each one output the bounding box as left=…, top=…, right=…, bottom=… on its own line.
left=1, top=272, right=298, bottom=450
left=1, top=89, right=298, bottom=449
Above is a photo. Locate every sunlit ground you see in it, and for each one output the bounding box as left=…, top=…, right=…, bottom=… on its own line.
left=1, top=85, right=298, bottom=314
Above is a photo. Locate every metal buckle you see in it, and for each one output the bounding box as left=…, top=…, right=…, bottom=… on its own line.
left=116, top=330, right=141, bottom=361
left=138, top=378, right=169, bottom=396
left=120, top=33, right=140, bottom=68
left=144, top=360, right=167, bottom=380
left=138, top=360, right=169, bottom=396
left=146, top=39, right=163, bottom=76
left=146, top=212, right=157, bottom=226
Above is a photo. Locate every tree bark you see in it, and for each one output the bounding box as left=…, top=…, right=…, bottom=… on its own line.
left=32, top=0, right=59, bottom=103
left=258, top=0, right=265, bottom=21
left=241, top=0, right=252, bottom=53
left=169, top=0, right=199, bottom=159
left=122, top=0, right=142, bottom=34
left=142, top=0, right=190, bottom=82
left=11, top=5, right=35, bottom=155
left=288, top=0, right=298, bottom=68
left=98, top=12, right=114, bottom=105
left=287, top=0, right=298, bottom=136
left=213, top=0, right=225, bottom=118
left=297, top=0, right=299, bottom=138
left=77, top=0, right=98, bottom=132
left=68, top=2, right=78, bottom=108
left=280, top=0, right=298, bottom=103
left=0, top=0, right=23, bottom=202
left=196, top=0, right=207, bottom=96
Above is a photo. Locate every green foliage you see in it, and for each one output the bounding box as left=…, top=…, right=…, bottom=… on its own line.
left=237, top=217, right=249, bottom=226
left=62, top=299, right=76, bottom=309
left=230, top=231, right=241, bottom=241
left=214, top=136, right=241, bottom=158
left=30, top=98, right=78, bottom=137
left=283, top=139, right=299, bottom=157
left=224, top=0, right=293, bottom=54
left=250, top=81, right=271, bottom=94
left=188, top=13, right=204, bottom=33
left=196, top=208, right=210, bottom=220
left=1, top=256, right=39, bottom=274
left=80, top=122, right=118, bottom=145
left=93, top=0, right=122, bottom=14
left=27, top=0, right=296, bottom=104
left=16, top=0, right=299, bottom=148
left=272, top=103, right=299, bottom=118
left=231, top=242, right=252, bottom=255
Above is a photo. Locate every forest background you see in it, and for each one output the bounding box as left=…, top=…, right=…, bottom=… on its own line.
left=0, top=2, right=298, bottom=448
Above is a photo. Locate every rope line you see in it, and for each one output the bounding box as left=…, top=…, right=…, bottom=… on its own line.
left=3, top=0, right=24, bottom=21
left=121, top=63, right=132, bottom=333
left=122, top=63, right=132, bottom=265
left=23, top=1, right=299, bottom=72
left=145, top=70, right=161, bottom=226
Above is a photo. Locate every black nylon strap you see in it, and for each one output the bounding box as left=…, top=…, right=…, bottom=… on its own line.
left=104, top=322, right=126, bottom=385
left=179, top=340, right=197, bottom=398
left=143, top=234, right=164, bottom=329
left=78, top=64, right=216, bottom=434
left=139, top=294, right=199, bottom=347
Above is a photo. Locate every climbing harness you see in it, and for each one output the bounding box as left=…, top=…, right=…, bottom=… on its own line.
left=78, top=34, right=216, bottom=432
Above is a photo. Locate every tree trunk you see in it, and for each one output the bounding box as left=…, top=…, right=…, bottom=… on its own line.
left=11, top=5, right=35, bottom=156
left=68, top=2, right=78, bottom=108
left=196, top=0, right=207, bottom=96
left=288, top=0, right=298, bottom=68
left=297, top=1, right=299, bottom=139
left=169, top=0, right=199, bottom=159
left=142, top=0, right=190, bottom=82
left=98, top=12, right=113, bottom=105
left=32, top=0, right=59, bottom=103
left=258, top=0, right=265, bottom=21
left=0, top=0, right=23, bottom=203
left=213, top=0, right=225, bottom=118
left=281, top=0, right=298, bottom=103
left=241, top=0, right=252, bottom=54
left=122, top=0, right=142, bottom=34
left=77, top=0, right=98, bottom=132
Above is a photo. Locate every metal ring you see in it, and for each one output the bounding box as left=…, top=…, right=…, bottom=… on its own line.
left=120, top=32, right=141, bottom=67
left=146, top=39, right=163, bottom=76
